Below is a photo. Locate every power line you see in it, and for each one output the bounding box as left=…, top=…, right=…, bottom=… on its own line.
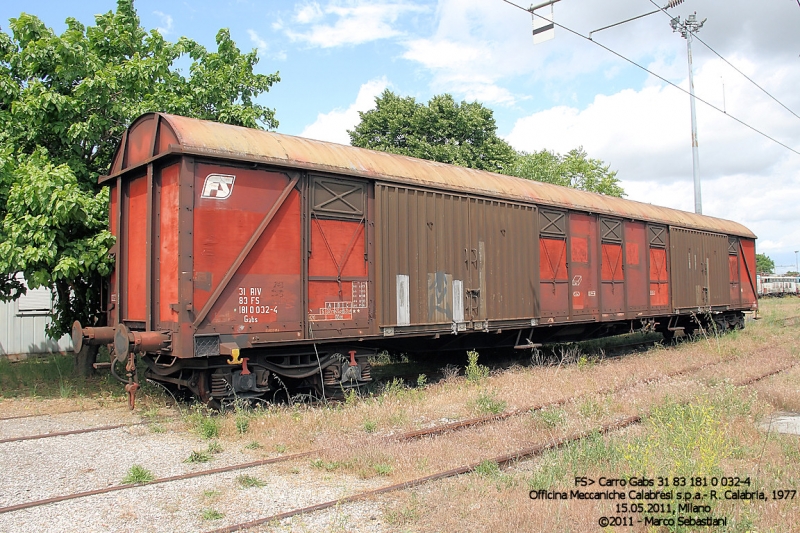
left=647, top=0, right=800, bottom=123
left=499, top=0, right=800, bottom=158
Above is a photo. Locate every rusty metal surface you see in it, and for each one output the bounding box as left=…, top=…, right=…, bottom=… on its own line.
left=374, top=184, right=537, bottom=329
left=669, top=228, right=730, bottom=309
left=108, top=113, right=755, bottom=239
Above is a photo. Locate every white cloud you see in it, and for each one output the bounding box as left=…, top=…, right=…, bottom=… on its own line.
left=286, top=1, right=427, bottom=48
left=248, top=29, right=268, bottom=55
left=153, top=11, right=173, bottom=35
left=300, top=78, right=390, bottom=144
left=505, top=53, right=800, bottom=254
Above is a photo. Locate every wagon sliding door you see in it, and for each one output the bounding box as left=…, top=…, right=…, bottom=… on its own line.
left=539, top=209, right=569, bottom=319
left=669, top=227, right=729, bottom=309
left=375, top=184, right=536, bottom=332
left=306, top=176, right=371, bottom=337
left=600, top=218, right=625, bottom=317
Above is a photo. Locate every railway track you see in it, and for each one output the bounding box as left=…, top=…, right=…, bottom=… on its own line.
left=0, top=350, right=788, bottom=518
left=205, top=362, right=795, bottom=533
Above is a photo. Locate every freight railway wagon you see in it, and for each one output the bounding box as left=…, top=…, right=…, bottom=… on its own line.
left=73, top=113, right=758, bottom=405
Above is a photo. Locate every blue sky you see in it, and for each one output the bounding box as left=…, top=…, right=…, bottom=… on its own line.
left=3, top=0, right=800, bottom=271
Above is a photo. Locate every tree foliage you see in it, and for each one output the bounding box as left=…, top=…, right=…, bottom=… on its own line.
left=756, top=253, right=775, bottom=274
left=0, top=0, right=279, bottom=337
left=348, top=90, right=517, bottom=173
left=349, top=90, right=623, bottom=197
left=506, top=148, right=625, bottom=197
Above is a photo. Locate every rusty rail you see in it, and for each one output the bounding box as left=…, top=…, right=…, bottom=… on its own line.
left=205, top=362, right=795, bottom=533
left=1, top=359, right=791, bottom=517
left=0, top=452, right=315, bottom=515
left=0, top=423, right=145, bottom=445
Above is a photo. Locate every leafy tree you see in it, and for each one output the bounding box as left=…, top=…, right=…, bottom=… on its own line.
left=0, top=0, right=279, bottom=371
left=348, top=90, right=517, bottom=173
left=507, top=148, right=625, bottom=197
left=349, top=90, right=623, bottom=197
left=755, top=253, right=775, bottom=274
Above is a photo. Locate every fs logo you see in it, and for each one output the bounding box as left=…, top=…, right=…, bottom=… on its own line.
left=201, top=174, right=235, bottom=199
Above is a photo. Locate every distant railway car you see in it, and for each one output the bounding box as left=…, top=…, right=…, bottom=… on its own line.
left=73, top=113, right=758, bottom=406
left=757, top=275, right=799, bottom=297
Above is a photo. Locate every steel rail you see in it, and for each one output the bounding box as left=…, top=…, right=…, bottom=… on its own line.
left=0, top=345, right=711, bottom=513
left=206, top=362, right=796, bottom=533
left=0, top=422, right=147, bottom=445
left=0, top=452, right=315, bottom=515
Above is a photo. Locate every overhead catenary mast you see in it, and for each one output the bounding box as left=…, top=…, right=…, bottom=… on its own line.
left=671, top=13, right=706, bottom=214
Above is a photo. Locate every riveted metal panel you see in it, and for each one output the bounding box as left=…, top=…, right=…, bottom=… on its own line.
left=374, top=184, right=537, bottom=328
left=669, top=227, right=730, bottom=309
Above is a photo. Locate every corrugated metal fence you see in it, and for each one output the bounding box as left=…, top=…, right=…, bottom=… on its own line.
left=0, top=275, right=72, bottom=359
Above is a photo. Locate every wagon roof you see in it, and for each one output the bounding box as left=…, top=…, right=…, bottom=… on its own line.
left=106, top=112, right=756, bottom=238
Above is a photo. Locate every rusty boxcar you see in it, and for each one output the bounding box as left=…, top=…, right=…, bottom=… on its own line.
left=73, top=113, right=758, bottom=405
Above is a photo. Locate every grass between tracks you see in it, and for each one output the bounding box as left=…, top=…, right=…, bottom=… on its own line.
left=2, top=299, right=799, bottom=532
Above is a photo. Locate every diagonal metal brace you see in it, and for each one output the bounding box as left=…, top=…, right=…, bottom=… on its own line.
left=193, top=173, right=300, bottom=328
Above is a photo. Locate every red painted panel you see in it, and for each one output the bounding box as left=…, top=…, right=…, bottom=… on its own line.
left=191, top=163, right=302, bottom=331
left=601, top=244, right=624, bottom=281
left=109, top=184, right=118, bottom=323
left=569, top=214, right=598, bottom=315
left=308, top=219, right=368, bottom=324
left=309, top=219, right=367, bottom=278
left=540, top=238, right=568, bottom=281
left=126, top=115, right=154, bottom=167
left=125, top=175, right=148, bottom=321
left=740, top=240, right=757, bottom=305
left=649, top=248, right=669, bottom=308
left=159, top=164, right=180, bottom=323
left=156, top=121, right=178, bottom=155
left=625, top=222, right=647, bottom=311
left=193, top=164, right=292, bottom=313
left=729, top=255, right=740, bottom=305
left=540, top=237, right=568, bottom=316
left=601, top=243, right=624, bottom=313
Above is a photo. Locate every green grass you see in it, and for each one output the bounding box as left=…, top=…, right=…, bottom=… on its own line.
left=184, top=450, right=212, bottom=463
left=244, top=441, right=262, bottom=450
left=465, top=350, right=489, bottom=383
left=121, top=464, right=155, bottom=484
left=373, top=463, right=392, bottom=476
left=532, top=407, right=565, bottom=428
left=201, top=508, right=224, bottom=521
left=473, top=390, right=507, bottom=415
left=236, top=474, right=267, bottom=488
left=186, top=405, right=221, bottom=439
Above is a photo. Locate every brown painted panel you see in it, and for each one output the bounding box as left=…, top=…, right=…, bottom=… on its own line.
left=624, top=221, right=648, bottom=312
left=125, top=175, right=148, bottom=321
left=669, top=227, right=729, bottom=308
left=158, top=164, right=180, bottom=324
left=374, top=184, right=471, bottom=327
left=539, top=237, right=569, bottom=317
left=569, top=213, right=598, bottom=317
left=470, top=199, right=537, bottom=321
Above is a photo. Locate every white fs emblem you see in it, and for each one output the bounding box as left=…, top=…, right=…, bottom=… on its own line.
left=201, top=174, right=236, bottom=199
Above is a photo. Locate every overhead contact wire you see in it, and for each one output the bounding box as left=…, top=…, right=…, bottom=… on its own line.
left=647, top=0, right=800, bottom=123
left=498, top=0, right=800, bottom=157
